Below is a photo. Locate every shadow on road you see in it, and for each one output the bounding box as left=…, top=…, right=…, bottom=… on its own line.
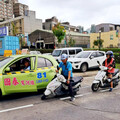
left=0, top=89, right=45, bottom=102
left=73, top=68, right=99, bottom=73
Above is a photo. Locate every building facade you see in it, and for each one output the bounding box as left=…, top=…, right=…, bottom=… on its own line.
left=29, top=29, right=90, bottom=49
left=0, top=11, right=42, bottom=42
left=43, top=16, right=82, bottom=33
left=90, top=31, right=120, bottom=48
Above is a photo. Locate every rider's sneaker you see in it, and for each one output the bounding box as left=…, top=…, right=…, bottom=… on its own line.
left=109, top=88, right=113, bottom=92
left=70, top=97, right=75, bottom=101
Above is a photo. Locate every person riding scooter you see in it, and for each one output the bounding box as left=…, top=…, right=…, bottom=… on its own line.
left=102, top=51, right=115, bottom=92
left=56, top=54, right=75, bottom=101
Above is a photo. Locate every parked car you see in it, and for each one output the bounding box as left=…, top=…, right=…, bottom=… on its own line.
left=0, top=54, right=58, bottom=97
left=68, top=51, right=106, bottom=72
left=30, top=51, right=41, bottom=55
left=52, top=47, right=83, bottom=63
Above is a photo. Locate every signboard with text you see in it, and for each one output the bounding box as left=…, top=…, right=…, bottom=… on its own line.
left=0, top=27, right=8, bottom=37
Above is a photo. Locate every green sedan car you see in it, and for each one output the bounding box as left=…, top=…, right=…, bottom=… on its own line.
left=0, top=54, right=58, bottom=96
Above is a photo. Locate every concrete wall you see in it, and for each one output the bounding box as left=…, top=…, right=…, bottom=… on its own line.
left=24, top=11, right=42, bottom=34
left=95, top=24, right=115, bottom=33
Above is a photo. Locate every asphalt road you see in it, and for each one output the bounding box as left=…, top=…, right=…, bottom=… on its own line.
left=0, top=70, right=120, bottom=120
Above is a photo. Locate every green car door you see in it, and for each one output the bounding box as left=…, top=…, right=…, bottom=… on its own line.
left=36, top=56, right=56, bottom=89
left=2, top=56, right=37, bottom=94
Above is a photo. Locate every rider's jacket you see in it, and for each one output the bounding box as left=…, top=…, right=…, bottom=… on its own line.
left=105, top=58, right=115, bottom=73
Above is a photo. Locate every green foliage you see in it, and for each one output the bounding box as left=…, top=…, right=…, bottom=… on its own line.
left=11, top=22, right=17, bottom=36
left=30, top=49, right=53, bottom=53
left=84, top=48, right=120, bottom=52
left=93, top=39, right=104, bottom=49
left=68, top=37, right=75, bottom=47
left=52, top=23, right=66, bottom=43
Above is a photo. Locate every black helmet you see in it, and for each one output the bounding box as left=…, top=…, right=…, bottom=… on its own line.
left=106, top=51, right=113, bottom=57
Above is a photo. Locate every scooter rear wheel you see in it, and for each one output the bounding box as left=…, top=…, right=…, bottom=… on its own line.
left=91, top=83, right=99, bottom=92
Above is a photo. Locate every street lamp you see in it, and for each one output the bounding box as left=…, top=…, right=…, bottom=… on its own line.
left=99, top=30, right=101, bottom=50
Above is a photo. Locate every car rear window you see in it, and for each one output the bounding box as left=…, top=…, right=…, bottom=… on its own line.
left=37, top=57, right=53, bottom=68
left=97, top=52, right=105, bottom=57
left=76, top=49, right=82, bottom=54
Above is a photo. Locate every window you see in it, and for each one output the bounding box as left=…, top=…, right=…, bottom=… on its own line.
left=97, top=52, right=104, bottom=57
left=6, top=57, right=33, bottom=72
left=76, top=49, right=82, bottom=54
left=91, top=52, right=97, bottom=57
left=110, top=35, right=113, bottom=40
left=37, top=57, right=46, bottom=68
left=46, top=59, right=53, bottom=67
left=110, top=27, right=113, bottom=31
left=100, top=27, right=104, bottom=32
left=69, top=50, right=75, bottom=55
left=37, top=57, right=53, bottom=68
left=109, top=44, right=113, bottom=48
left=62, top=50, right=67, bottom=54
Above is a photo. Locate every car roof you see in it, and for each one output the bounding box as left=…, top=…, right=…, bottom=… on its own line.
left=81, top=50, right=105, bottom=53
left=54, top=47, right=83, bottom=50
left=10, top=54, right=52, bottom=59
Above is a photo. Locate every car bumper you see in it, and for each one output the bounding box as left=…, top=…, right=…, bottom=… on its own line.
left=71, top=63, right=82, bottom=70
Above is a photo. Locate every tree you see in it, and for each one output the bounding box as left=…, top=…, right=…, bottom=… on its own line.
left=93, top=39, right=104, bottom=50
left=52, top=23, right=66, bottom=44
left=68, top=37, right=75, bottom=47
left=11, top=22, right=18, bottom=36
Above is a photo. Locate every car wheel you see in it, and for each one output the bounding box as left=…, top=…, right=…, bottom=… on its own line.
left=91, top=83, right=99, bottom=92
left=80, top=63, right=88, bottom=72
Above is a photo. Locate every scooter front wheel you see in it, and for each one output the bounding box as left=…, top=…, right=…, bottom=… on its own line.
left=41, top=94, right=46, bottom=100
left=91, top=83, right=99, bottom=92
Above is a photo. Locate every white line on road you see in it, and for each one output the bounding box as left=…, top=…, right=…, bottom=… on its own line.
left=60, top=92, right=92, bottom=101
left=0, top=104, right=34, bottom=113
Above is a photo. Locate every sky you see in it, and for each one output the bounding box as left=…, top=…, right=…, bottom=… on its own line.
left=19, top=0, right=120, bottom=30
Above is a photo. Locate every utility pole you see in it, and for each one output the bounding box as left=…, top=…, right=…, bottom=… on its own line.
left=99, top=30, right=101, bottom=50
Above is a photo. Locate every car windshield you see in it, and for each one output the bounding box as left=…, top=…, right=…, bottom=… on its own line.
left=75, top=52, right=91, bottom=58
left=52, top=50, right=61, bottom=56
left=0, top=57, right=14, bottom=68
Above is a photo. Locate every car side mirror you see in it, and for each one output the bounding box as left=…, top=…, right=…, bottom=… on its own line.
left=5, top=67, right=10, bottom=72
left=90, top=56, right=94, bottom=59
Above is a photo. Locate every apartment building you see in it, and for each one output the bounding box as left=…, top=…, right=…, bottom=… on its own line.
left=0, top=0, right=29, bottom=21
left=13, top=3, right=29, bottom=17
left=0, top=0, right=15, bottom=21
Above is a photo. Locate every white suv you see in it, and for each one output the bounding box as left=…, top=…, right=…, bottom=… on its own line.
left=68, top=51, right=106, bottom=72
left=52, top=47, right=83, bottom=63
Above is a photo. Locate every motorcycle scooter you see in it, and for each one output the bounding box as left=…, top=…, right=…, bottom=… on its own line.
left=91, top=61, right=120, bottom=92
left=41, top=68, right=83, bottom=100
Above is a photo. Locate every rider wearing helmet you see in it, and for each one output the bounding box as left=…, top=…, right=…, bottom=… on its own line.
left=56, top=54, right=75, bottom=101
left=102, top=51, right=115, bottom=92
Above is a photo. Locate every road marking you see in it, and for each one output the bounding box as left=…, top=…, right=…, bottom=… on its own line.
left=0, top=104, right=33, bottom=113
left=60, top=92, right=92, bottom=101
left=81, top=86, right=90, bottom=89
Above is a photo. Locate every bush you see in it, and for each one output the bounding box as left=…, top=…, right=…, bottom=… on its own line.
left=114, top=53, right=120, bottom=64
left=84, top=48, right=120, bottom=53
left=30, top=49, right=53, bottom=54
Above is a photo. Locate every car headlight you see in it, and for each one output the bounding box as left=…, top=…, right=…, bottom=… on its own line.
left=74, top=61, right=81, bottom=64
